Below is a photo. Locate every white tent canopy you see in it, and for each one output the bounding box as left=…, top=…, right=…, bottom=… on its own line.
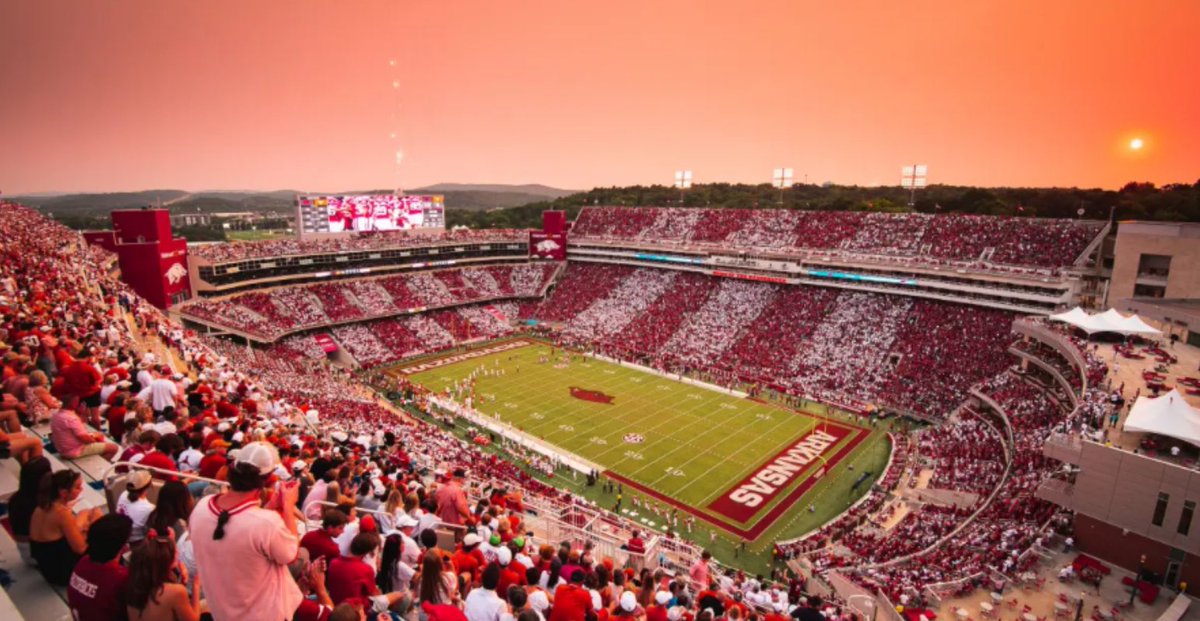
left=1124, top=390, right=1200, bottom=447
left=1047, top=307, right=1162, bottom=336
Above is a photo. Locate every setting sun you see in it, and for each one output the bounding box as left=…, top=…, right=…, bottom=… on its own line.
left=1130, top=137, right=1145, bottom=150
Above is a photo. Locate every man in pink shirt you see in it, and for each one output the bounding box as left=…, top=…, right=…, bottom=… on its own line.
left=50, top=396, right=118, bottom=460
left=189, top=442, right=302, bottom=621
left=689, top=550, right=712, bottom=595
left=435, top=468, right=470, bottom=527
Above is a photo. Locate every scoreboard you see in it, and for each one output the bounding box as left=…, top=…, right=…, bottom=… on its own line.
left=296, top=194, right=445, bottom=237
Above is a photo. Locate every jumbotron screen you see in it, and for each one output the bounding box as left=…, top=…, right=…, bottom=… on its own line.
left=296, top=194, right=445, bottom=235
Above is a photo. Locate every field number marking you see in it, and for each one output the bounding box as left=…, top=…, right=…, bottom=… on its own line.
left=559, top=424, right=575, bottom=432
left=590, top=436, right=608, bottom=445
left=624, top=451, right=644, bottom=461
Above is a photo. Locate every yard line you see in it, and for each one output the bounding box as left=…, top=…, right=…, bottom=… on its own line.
left=641, top=408, right=801, bottom=491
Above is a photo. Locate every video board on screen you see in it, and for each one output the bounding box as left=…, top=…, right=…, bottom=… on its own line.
left=296, top=194, right=445, bottom=235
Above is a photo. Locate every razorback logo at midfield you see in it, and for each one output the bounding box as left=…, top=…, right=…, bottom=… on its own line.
left=569, top=386, right=615, bottom=404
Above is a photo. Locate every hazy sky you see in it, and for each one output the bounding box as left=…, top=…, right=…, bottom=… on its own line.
left=1, top=1, right=1197, bottom=194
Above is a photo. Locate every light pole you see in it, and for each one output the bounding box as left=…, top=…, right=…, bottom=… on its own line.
left=773, top=168, right=794, bottom=205
left=674, top=170, right=693, bottom=205
left=900, top=164, right=928, bottom=207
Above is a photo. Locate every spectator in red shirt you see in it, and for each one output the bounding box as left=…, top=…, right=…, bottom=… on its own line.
left=67, top=513, right=133, bottom=621
left=625, top=531, right=646, bottom=555
left=197, top=442, right=229, bottom=479
left=117, top=430, right=160, bottom=472
left=138, top=434, right=182, bottom=481
left=452, top=533, right=486, bottom=587
left=105, top=393, right=129, bottom=441
left=550, top=570, right=594, bottom=621
left=327, top=531, right=407, bottom=614
left=495, top=547, right=526, bottom=595
left=302, top=509, right=349, bottom=565
left=60, top=347, right=103, bottom=418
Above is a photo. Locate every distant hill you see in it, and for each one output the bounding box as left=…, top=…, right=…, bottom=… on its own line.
left=15, top=190, right=190, bottom=213
left=13, top=183, right=573, bottom=216
left=413, top=183, right=575, bottom=198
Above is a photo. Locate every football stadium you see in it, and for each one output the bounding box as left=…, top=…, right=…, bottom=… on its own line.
left=2, top=4, right=1200, bottom=621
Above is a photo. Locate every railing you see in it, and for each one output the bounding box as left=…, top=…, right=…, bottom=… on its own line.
left=923, top=572, right=986, bottom=607
left=1012, top=318, right=1089, bottom=394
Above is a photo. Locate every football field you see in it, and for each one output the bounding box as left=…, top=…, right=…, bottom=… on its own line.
left=391, top=338, right=884, bottom=539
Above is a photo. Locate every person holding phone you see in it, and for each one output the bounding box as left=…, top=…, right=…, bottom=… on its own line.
left=188, top=441, right=303, bottom=621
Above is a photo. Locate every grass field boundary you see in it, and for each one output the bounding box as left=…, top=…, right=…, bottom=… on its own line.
left=427, top=394, right=604, bottom=475
left=394, top=338, right=883, bottom=542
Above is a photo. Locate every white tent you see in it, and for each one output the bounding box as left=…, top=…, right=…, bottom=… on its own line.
left=1049, top=307, right=1090, bottom=325
left=1047, top=307, right=1162, bottom=336
left=1124, top=390, right=1200, bottom=447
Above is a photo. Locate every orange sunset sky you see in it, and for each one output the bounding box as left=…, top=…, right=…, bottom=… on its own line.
left=1, top=1, right=1197, bottom=195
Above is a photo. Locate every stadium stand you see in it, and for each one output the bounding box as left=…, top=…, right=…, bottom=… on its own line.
left=570, top=206, right=1104, bottom=270
left=0, top=198, right=1137, bottom=621
left=544, top=263, right=1016, bottom=419
left=178, top=264, right=557, bottom=340
left=190, top=228, right=528, bottom=263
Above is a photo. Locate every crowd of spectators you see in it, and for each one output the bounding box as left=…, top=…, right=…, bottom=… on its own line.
left=179, top=264, right=556, bottom=340
left=540, top=265, right=1018, bottom=420
left=6, top=201, right=870, bottom=621
left=0, top=198, right=1133, bottom=620
left=190, top=229, right=527, bottom=263
left=570, top=207, right=1104, bottom=270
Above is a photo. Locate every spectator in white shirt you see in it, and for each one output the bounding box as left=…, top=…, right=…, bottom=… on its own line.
left=178, top=435, right=203, bottom=473
left=117, top=470, right=157, bottom=545
left=465, top=564, right=509, bottom=621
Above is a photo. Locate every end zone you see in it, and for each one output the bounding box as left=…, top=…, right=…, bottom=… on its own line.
left=606, top=421, right=869, bottom=540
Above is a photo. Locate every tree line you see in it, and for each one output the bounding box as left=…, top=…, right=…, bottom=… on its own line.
left=446, top=180, right=1200, bottom=230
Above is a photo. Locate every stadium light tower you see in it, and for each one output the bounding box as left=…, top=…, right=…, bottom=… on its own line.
left=772, top=167, right=794, bottom=205
left=900, top=164, right=928, bottom=207
left=674, top=170, right=693, bottom=205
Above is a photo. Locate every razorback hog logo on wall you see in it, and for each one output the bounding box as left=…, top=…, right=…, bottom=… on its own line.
left=569, top=386, right=614, bottom=404
left=529, top=231, right=566, bottom=260
left=707, top=425, right=848, bottom=522
left=164, top=263, right=188, bottom=285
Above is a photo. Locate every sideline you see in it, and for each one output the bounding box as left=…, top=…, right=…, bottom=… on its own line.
left=583, top=352, right=748, bottom=398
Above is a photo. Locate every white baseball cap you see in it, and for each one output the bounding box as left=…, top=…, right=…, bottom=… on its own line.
left=235, top=441, right=281, bottom=475
left=463, top=533, right=482, bottom=547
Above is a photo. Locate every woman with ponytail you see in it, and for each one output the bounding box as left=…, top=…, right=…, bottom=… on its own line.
left=187, top=441, right=302, bottom=621
left=126, top=530, right=201, bottom=621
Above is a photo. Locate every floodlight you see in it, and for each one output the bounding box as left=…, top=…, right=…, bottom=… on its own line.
left=900, top=163, right=929, bottom=206
left=674, top=170, right=693, bottom=189
left=772, top=167, right=794, bottom=189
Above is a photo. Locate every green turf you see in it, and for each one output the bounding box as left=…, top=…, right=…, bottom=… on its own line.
left=402, top=340, right=886, bottom=536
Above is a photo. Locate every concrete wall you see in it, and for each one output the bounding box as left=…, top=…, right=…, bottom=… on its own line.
left=1109, top=222, right=1200, bottom=305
